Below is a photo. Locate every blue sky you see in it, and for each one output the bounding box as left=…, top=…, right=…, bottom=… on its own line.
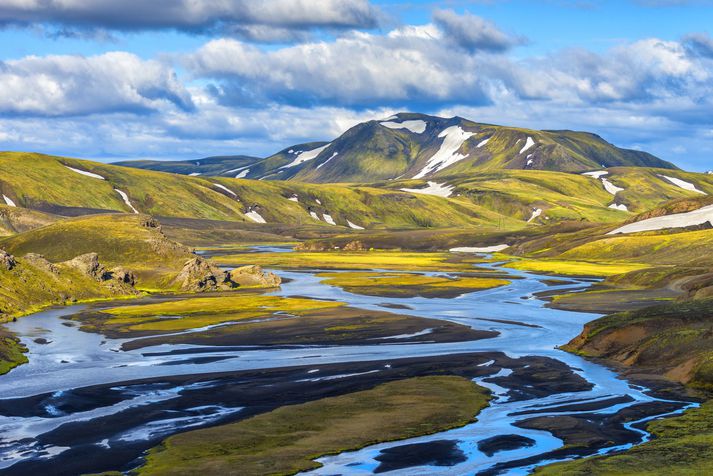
left=0, top=0, right=711, bottom=170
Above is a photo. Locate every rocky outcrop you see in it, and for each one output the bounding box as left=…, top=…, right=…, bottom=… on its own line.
left=172, top=256, right=234, bottom=292
left=229, top=265, right=281, bottom=288
left=64, top=253, right=107, bottom=281
left=343, top=240, right=366, bottom=252
left=23, top=253, right=58, bottom=274
left=173, top=257, right=282, bottom=292
left=0, top=249, right=16, bottom=270
left=110, top=267, right=136, bottom=286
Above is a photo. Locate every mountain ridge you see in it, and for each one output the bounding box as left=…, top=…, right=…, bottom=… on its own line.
left=111, top=112, right=677, bottom=183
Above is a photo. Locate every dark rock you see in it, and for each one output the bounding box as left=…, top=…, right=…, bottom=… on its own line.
left=0, top=249, right=16, bottom=270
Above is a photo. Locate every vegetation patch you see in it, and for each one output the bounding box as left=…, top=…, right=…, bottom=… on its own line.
left=317, top=271, right=509, bottom=298
left=214, top=250, right=488, bottom=272
left=504, top=258, right=649, bottom=277
left=82, top=294, right=344, bottom=335
left=76, top=293, right=492, bottom=350
left=536, top=400, right=713, bottom=475
left=0, top=329, right=28, bottom=375
left=138, top=376, right=490, bottom=476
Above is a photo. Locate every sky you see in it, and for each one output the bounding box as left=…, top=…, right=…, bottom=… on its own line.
left=0, top=0, right=711, bottom=171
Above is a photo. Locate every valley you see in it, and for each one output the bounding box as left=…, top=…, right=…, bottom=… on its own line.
left=1, top=114, right=712, bottom=475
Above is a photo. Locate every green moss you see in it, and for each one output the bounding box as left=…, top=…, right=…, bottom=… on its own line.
left=91, top=294, right=344, bottom=334
left=0, top=329, right=28, bottom=375
left=503, top=257, right=649, bottom=277
left=215, top=250, right=486, bottom=272
left=316, top=271, right=509, bottom=297
left=536, top=400, right=713, bottom=475
left=138, top=376, right=491, bottom=476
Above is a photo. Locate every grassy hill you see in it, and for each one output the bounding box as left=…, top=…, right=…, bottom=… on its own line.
left=0, top=213, right=195, bottom=292
left=192, top=113, right=676, bottom=183
left=3, top=152, right=704, bottom=235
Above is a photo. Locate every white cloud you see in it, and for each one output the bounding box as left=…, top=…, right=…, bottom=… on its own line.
left=0, top=52, right=192, bottom=116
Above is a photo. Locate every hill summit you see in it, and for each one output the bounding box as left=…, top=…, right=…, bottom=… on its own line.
left=116, top=113, right=677, bottom=183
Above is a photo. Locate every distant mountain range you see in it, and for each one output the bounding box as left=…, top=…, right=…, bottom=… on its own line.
left=112, top=155, right=260, bottom=178
left=113, top=113, right=676, bottom=183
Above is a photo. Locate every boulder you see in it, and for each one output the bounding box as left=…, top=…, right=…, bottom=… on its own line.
left=64, top=253, right=107, bottom=281
left=0, top=249, right=16, bottom=270
left=111, top=267, right=136, bottom=286
left=229, top=265, right=281, bottom=288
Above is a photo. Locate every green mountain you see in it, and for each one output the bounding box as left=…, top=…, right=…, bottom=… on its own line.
left=240, top=113, right=676, bottom=182
left=112, top=155, right=261, bottom=178
left=113, top=113, right=675, bottom=184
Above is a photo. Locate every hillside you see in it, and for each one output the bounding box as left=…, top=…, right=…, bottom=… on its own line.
left=127, top=113, right=676, bottom=183
left=0, top=214, right=194, bottom=291
left=113, top=155, right=261, bottom=178
left=3, top=152, right=705, bottom=236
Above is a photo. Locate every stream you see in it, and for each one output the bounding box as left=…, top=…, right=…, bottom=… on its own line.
left=0, top=249, right=696, bottom=475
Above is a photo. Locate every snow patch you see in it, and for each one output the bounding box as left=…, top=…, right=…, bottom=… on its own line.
left=213, top=183, right=237, bottom=197
left=245, top=209, right=266, bottom=224
left=601, top=178, right=624, bottom=195
left=583, top=170, right=624, bottom=195
left=309, top=211, right=321, bottom=221
left=235, top=169, right=249, bottom=179
left=520, top=137, right=535, bottom=154
left=347, top=220, right=364, bottom=230
left=582, top=171, right=609, bottom=179
left=189, top=172, right=201, bottom=176
left=380, top=120, right=427, bottom=134
left=64, top=166, right=105, bottom=180
left=323, top=214, right=337, bottom=226
left=527, top=208, right=542, bottom=223
left=288, top=195, right=299, bottom=202
left=660, top=175, right=707, bottom=195
left=450, top=244, right=509, bottom=253
left=316, top=152, right=338, bottom=170
left=3, top=195, right=16, bottom=207
left=114, top=189, right=139, bottom=214
left=400, top=181, right=454, bottom=198
left=609, top=203, right=628, bottom=212
left=413, top=126, right=475, bottom=179
left=315, top=198, right=322, bottom=205
left=609, top=204, right=713, bottom=235
left=280, top=144, right=330, bottom=169
left=477, top=138, right=490, bottom=148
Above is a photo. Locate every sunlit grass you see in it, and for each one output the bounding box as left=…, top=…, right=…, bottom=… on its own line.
left=139, top=376, right=491, bottom=476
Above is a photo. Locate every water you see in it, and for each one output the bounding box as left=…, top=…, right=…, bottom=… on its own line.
left=0, top=253, right=695, bottom=475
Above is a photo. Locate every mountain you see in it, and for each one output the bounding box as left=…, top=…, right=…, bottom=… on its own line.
left=237, top=113, right=676, bottom=183
left=112, top=155, right=261, bottom=178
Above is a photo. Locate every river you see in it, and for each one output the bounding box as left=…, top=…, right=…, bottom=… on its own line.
left=0, top=250, right=695, bottom=475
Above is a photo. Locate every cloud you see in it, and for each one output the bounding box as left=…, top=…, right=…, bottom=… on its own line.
left=0, top=8, right=712, bottom=170
left=432, top=9, right=525, bottom=52
left=0, top=52, right=193, bottom=116
left=0, top=0, right=381, bottom=39
left=186, top=27, right=501, bottom=108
